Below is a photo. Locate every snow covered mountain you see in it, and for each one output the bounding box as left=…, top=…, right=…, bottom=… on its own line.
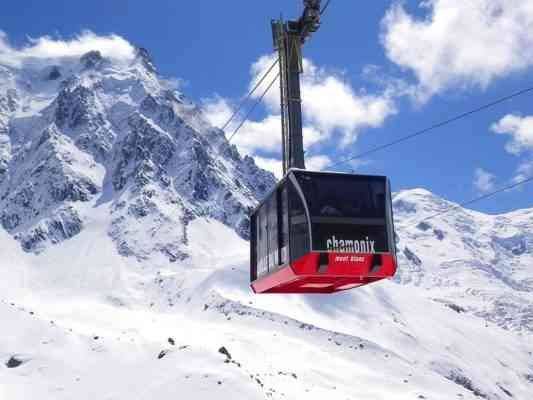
left=0, top=48, right=275, bottom=260
left=1, top=47, right=532, bottom=400
left=394, top=189, right=533, bottom=334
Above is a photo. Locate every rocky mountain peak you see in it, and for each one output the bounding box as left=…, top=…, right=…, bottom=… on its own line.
left=135, top=47, right=156, bottom=73
left=80, top=50, right=105, bottom=70
left=0, top=45, right=276, bottom=260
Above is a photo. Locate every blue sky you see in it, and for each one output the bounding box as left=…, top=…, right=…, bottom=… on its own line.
left=2, top=0, right=533, bottom=213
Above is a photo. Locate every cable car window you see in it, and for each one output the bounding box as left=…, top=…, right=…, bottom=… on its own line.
left=280, top=187, right=289, bottom=265
left=387, top=181, right=397, bottom=257
left=293, top=172, right=390, bottom=253
left=256, top=205, right=269, bottom=278
left=288, top=180, right=310, bottom=262
left=294, top=171, right=387, bottom=219
left=250, top=214, right=257, bottom=281
left=267, top=194, right=279, bottom=271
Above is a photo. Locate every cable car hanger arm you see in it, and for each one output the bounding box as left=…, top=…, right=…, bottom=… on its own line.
left=272, top=0, right=322, bottom=175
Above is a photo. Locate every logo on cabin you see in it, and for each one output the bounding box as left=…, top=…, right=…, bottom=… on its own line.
left=326, top=235, right=376, bottom=254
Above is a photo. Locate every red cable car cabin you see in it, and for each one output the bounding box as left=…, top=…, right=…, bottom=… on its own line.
left=250, top=169, right=397, bottom=294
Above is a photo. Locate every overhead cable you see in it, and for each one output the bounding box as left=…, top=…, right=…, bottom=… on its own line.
left=228, top=72, right=280, bottom=142
left=324, top=85, right=533, bottom=171
left=225, top=0, right=334, bottom=144
left=320, top=0, right=333, bottom=15
left=413, top=175, right=533, bottom=225
left=220, top=58, right=280, bottom=132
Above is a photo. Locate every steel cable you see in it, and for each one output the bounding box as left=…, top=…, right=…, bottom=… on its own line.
left=220, top=58, right=280, bottom=132
left=323, top=85, right=533, bottom=171
left=228, top=72, right=280, bottom=142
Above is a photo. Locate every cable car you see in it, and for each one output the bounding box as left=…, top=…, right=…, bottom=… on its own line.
left=250, top=169, right=397, bottom=294
left=248, top=1, right=397, bottom=293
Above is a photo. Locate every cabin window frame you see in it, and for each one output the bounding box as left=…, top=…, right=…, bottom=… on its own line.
left=287, top=173, right=313, bottom=262
left=385, top=178, right=397, bottom=257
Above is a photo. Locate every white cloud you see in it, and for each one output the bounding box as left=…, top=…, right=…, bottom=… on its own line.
left=325, top=157, right=372, bottom=174
left=160, top=77, right=185, bottom=91
left=206, top=54, right=397, bottom=175
left=252, top=154, right=332, bottom=180
left=489, top=114, right=533, bottom=184
left=232, top=114, right=323, bottom=156
left=250, top=54, right=397, bottom=146
left=254, top=156, right=283, bottom=179
left=473, top=168, right=496, bottom=193
left=204, top=54, right=397, bottom=175
left=202, top=96, right=234, bottom=130
left=381, top=0, right=533, bottom=100
left=0, top=31, right=10, bottom=54
left=306, top=155, right=332, bottom=171
left=302, top=70, right=396, bottom=146
left=491, top=114, right=533, bottom=154
left=514, top=160, right=533, bottom=183
left=249, top=54, right=281, bottom=112
left=0, top=30, right=136, bottom=68
left=233, top=115, right=283, bottom=155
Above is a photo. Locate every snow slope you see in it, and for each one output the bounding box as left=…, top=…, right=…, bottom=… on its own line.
left=1, top=192, right=533, bottom=399
left=394, top=189, right=533, bottom=334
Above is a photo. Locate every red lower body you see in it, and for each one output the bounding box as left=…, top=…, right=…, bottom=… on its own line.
left=251, top=252, right=397, bottom=294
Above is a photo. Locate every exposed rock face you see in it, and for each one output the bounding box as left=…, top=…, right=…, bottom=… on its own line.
left=0, top=48, right=276, bottom=257
left=6, top=356, right=24, bottom=368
